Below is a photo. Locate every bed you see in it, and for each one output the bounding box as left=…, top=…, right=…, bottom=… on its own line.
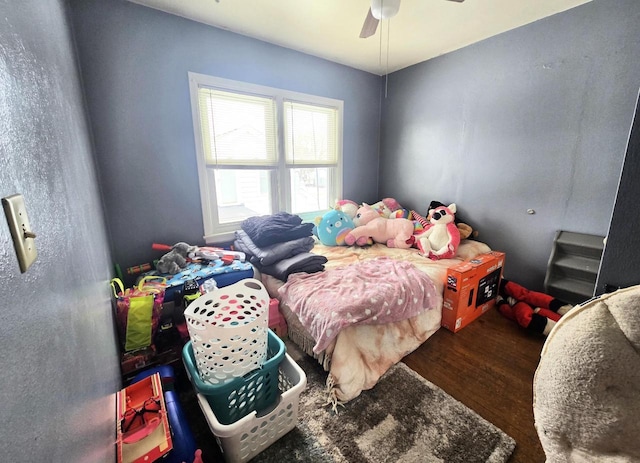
left=259, top=239, right=491, bottom=407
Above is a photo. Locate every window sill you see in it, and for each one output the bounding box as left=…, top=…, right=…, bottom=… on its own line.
left=204, top=231, right=236, bottom=246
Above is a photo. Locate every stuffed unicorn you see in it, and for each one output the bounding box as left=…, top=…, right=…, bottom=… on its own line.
left=416, top=203, right=460, bottom=260
left=334, top=199, right=359, bottom=220
left=345, top=204, right=416, bottom=248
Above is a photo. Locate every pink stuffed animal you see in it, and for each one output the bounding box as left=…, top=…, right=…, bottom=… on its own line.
left=416, top=203, right=460, bottom=260
left=335, top=199, right=359, bottom=220
left=345, top=204, right=416, bottom=248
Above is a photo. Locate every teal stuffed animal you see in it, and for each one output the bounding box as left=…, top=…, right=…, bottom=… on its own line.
left=313, top=209, right=354, bottom=246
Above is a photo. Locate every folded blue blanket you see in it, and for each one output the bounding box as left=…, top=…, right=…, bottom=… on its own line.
left=241, top=212, right=314, bottom=247
left=233, top=230, right=315, bottom=267
left=255, top=252, right=328, bottom=282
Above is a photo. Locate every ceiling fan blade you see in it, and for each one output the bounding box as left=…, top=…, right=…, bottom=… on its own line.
left=359, top=8, right=379, bottom=38
left=446, top=0, right=465, bottom=2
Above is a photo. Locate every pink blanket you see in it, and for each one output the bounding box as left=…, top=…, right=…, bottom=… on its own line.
left=278, top=256, right=441, bottom=353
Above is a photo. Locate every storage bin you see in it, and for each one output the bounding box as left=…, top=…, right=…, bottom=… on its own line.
left=196, top=353, right=306, bottom=463
left=182, top=329, right=286, bottom=425
left=184, top=279, right=269, bottom=385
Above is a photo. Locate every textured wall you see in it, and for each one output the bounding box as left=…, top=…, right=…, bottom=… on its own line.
left=379, top=0, right=640, bottom=291
left=0, top=1, right=119, bottom=461
left=68, top=0, right=382, bottom=274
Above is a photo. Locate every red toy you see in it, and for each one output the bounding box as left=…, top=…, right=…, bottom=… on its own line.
left=497, top=279, right=573, bottom=335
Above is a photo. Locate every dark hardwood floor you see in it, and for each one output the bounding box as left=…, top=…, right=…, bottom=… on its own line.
left=403, top=307, right=546, bottom=463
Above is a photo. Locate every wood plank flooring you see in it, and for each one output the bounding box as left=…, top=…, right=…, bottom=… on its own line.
left=403, top=307, right=546, bottom=463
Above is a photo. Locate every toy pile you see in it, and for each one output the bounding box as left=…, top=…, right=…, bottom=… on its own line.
left=153, top=242, right=245, bottom=275
left=315, top=197, right=478, bottom=261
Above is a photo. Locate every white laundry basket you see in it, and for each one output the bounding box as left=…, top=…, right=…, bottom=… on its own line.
left=196, top=352, right=307, bottom=463
left=184, top=278, right=269, bottom=385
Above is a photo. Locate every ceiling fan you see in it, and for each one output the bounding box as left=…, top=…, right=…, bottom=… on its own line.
left=359, top=0, right=466, bottom=38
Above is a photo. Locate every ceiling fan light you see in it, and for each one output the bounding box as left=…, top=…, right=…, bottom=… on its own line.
left=371, top=0, right=401, bottom=20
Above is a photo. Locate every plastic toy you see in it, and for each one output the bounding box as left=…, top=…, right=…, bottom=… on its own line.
left=116, top=373, right=173, bottom=463
left=416, top=203, right=460, bottom=260
left=132, top=366, right=199, bottom=463
left=126, top=262, right=153, bottom=275
left=194, top=247, right=246, bottom=263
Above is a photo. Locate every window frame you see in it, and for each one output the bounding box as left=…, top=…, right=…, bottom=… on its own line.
left=188, top=72, right=344, bottom=244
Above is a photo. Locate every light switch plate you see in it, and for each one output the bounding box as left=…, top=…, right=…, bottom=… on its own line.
left=2, top=194, right=37, bottom=273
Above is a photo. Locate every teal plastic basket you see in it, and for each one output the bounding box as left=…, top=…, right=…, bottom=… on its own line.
left=182, top=329, right=286, bottom=425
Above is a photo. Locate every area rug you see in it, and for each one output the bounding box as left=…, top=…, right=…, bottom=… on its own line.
left=182, top=341, right=516, bottom=463
left=253, top=344, right=515, bottom=463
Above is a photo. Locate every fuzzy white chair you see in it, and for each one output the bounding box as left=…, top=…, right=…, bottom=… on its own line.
left=533, top=285, right=640, bottom=462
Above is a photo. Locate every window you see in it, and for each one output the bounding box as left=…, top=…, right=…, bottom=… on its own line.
left=188, top=73, right=343, bottom=243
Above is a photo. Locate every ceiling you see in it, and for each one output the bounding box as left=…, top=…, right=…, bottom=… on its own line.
left=128, top=0, right=591, bottom=75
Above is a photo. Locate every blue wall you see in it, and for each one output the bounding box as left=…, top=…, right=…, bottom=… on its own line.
left=69, top=0, right=382, bottom=273
left=380, top=0, right=640, bottom=290
left=69, top=0, right=640, bottom=291
left=0, top=0, right=119, bottom=460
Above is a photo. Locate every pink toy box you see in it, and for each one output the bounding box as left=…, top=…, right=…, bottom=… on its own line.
left=268, top=298, right=287, bottom=338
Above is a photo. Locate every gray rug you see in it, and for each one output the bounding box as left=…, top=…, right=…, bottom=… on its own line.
left=248, top=342, right=516, bottom=463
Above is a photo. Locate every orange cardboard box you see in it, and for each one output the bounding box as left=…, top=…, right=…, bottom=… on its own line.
left=442, top=251, right=505, bottom=332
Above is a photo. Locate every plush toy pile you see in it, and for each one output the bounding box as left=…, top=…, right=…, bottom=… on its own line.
left=313, top=197, right=478, bottom=262
left=314, top=197, right=417, bottom=247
